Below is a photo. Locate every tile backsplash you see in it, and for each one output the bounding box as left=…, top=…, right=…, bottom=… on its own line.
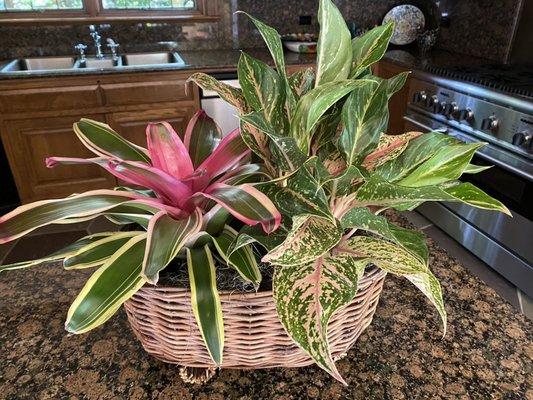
left=0, top=0, right=525, bottom=63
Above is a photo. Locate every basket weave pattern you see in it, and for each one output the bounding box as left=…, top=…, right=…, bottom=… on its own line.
left=124, top=267, right=387, bottom=369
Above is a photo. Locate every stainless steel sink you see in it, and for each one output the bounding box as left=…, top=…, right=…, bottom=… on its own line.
left=79, top=57, right=122, bottom=69
left=123, top=52, right=184, bottom=66
left=1, top=56, right=76, bottom=72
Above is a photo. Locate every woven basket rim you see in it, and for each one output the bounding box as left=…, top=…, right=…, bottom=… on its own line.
left=140, top=266, right=386, bottom=298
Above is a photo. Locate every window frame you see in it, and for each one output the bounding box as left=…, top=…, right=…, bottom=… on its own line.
left=0, top=0, right=218, bottom=24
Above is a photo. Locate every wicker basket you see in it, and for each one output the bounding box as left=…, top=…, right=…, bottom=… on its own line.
left=124, top=267, right=387, bottom=373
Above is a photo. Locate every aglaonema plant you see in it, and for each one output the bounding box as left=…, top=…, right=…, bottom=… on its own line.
left=0, top=111, right=280, bottom=366
left=189, top=0, right=510, bottom=383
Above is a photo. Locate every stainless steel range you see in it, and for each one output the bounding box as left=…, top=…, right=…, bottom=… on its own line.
left=404, top=65, right=533, bottom=297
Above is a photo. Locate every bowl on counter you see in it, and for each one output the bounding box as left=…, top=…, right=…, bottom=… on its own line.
left=281, top=33, right=318, bottom=53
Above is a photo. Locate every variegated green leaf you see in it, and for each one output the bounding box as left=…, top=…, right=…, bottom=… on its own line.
left=238, top=52, right=287, bottom=133
left=273, top=251, right=367, bottom=383
left=263, top=215, right=342, bottom=266
left=66, top=234, right=148, bottom=334
left=355, top=176, right=510, bottom=215
left=315, top=0, right=352, bottom=86
left=211, top=225, right=261, bottom=287
left=229, top=224, right=286, bottom=256
left=142, top=209, right=203, bottom=284
left=237, top=11, right=296, bottom=116
left=333, top=165, right=365, bottom=195
left=291, top=80, right=363, bottom=152
left=0, top=232, right=114, bottom=272
left=350, top=23, right=394, bottom=78
left=375, top=132, right=459, bottom=181
left=240, top=111, right=306, bottom=171
left=338, top=79, right=389, bottom=165
left=344, top=235, right=446, bottom=334
left=239, top=119, right=271, bottom=160
left=340, top=207, right=428, bottom=263
left=64, top=231, right=143, bottom=270
left=463, top=164, right=492, bottom=174
left=288, top=68, right=315, bottom=99
left=187, top=245, right=224, bottom=366
left=74, top=119, right=149, bottom=162
left=188, top=72, right=248, bottom=112
left=398, top=142, right=484, bottom=187
left=362, top=131, right=423, bottom=171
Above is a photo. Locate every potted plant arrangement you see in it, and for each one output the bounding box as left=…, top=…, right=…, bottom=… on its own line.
left=0, top=0, right=509, bottom=386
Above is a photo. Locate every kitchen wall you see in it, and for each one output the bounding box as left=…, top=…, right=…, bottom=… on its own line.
left=0, top=0, right=526, bottom=63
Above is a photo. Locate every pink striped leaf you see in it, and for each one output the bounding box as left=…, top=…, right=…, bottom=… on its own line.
left=0, top=190, right=142, bottom=244
left=188, top=183, right=281, bottom=234
left=183, top=110, right=223, bottom=168
left=142, top=208, right=203, bottom=284
left=146, top=121, right=194, bottom=180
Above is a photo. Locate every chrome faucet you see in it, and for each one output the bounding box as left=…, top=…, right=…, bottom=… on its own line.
left=106, top=38, right=120, bottom=64
left=74, top=43, right=87, bottom=67
left=89, top=25, right=104, bottom=59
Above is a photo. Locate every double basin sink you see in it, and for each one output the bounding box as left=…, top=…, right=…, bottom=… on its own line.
left=1, top=52, right=185, bottom=73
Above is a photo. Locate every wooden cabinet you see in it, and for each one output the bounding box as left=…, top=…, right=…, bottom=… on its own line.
left=0, top=70, right=200, bottom=203
left=106, top=105, right=197, bottom=147
left=374, top=60, right=411, bottom=135
left=2, top=114, right=115, bottom=202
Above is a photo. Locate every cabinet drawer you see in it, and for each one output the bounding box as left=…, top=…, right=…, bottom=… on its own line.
left=101, top=80, right=193, bottom=106
left=0, top=85, right=100, bottom=113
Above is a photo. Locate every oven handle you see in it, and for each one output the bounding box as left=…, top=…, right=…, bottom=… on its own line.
left=404, top=115, right=533, bottom=182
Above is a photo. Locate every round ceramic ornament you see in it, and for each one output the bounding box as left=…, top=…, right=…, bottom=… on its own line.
left=383, top=4, right=426, bottom=45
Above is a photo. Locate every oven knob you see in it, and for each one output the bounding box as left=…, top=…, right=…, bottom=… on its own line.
left=413, top=91, right=427, bottom=103
left=481, top=116, right=499, bottom=131
left=428, top=95, right=439, bottom=110
left=455, top=108, right=474, bottom=121
left=512, top=132, right=531, bottom=148
left=438, top=101, right=447, bottom=114
left=443, top=102, right=459, bottom=117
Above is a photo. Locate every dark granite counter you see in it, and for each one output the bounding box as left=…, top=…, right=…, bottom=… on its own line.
left=0, top=212, right=531, bottom=399
left=0, top=48, right=316, bottom=80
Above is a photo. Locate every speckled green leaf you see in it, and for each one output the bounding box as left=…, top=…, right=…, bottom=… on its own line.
left=273, top=251, right=367, bottom=383
left=398, top=142, right=484, bottom=187
left=350, top=23, right=394, bottom=78
left=64, top=231, right=143, bottom=270
left=315, top=0, right=352, bottom=86
left=187, top=245, right=224, bottom=366
left=338, top=79, right=389, bottom=165
left=333, top=165, right=366, bottom=195
left=211, top=225, right=261, bottom=287
left=375, top=132, right=459, bottom=181
left=229, top=224, right=286, bottom=256
left=355, top=176, right=510, bottom=215
left=291, top=80, right=362, bottom=152
left=288, top=68, right=315, bottom=99
left=344, top=235, right=446, bottom=334
left=188, top=72, right=248, bottom=112
left=238, top=52, right=287, bottom=134
left=238, top=12, right=296, bottom=116
left=262, top=215, right=342, bottom=266
left=362, top=131, right=423, bottom=171
left=240, top=111, right=306, bottom=171
left=66, top=234, right=147, bottom=334
left=340, top=207, right=428, bottom=263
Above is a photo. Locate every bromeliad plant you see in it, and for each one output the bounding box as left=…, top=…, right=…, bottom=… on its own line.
left=0, top=111, right=280, bottom=364
left=189, top=0, right=510, bottom=383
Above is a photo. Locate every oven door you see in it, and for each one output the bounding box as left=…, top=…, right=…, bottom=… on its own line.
left=404, top=113, right=533, bottom=297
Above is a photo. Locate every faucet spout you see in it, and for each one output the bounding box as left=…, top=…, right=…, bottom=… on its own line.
left=89, top=25, right=104, bottom=59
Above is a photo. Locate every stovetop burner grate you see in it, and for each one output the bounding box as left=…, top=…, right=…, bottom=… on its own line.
left=425, top=64, right=533, bottom=98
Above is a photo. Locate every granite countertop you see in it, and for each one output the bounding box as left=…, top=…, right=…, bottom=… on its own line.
left=0, top=212, right=531, bottom=399
left=0, top=47, right=488, bottom=81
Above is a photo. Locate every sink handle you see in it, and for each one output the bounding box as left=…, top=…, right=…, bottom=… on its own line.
left=74, top=43, right=87, bottom=64
left=106, top=38, right=120, bottom=62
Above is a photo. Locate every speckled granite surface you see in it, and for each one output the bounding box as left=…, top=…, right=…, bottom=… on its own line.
left=0, top=212, right=531, bottom=399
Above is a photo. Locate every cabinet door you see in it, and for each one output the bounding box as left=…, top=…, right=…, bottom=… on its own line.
left=106, top=105, right=198, bottom=148
left=374, top=61, right=411, bottom=135
left=2, top=114, right=116, bottom=203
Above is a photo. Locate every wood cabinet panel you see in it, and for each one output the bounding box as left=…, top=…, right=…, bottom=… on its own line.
left=2, top=114, right=115, bottom=202
left=374, top=61, right=411, bottom=135
left=101, top=79, right=193, bottom=106
left=0, top=85, right=101, bottom=114
left=106, top=105, right=198, bottom=148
